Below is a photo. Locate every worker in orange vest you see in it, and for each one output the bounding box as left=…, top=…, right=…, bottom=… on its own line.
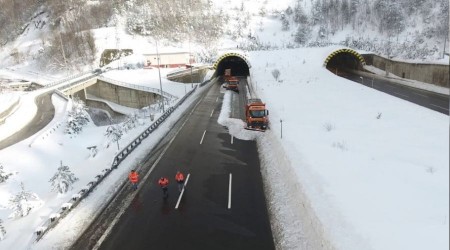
left=175, top=171, right=185, bottom=192
left=128, top=170, right=139, bottom=191
left=158, top=177, right=169, bottom=198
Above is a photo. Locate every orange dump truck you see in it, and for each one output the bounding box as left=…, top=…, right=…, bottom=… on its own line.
left=225, top=76, right=239, bottom=92
left=245, top=98, right=269, bottom=131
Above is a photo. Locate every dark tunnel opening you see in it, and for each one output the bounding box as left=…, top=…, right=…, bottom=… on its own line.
left=215, top=56, right=250, bottom=77
left=326, top=52, right=363, bottom=75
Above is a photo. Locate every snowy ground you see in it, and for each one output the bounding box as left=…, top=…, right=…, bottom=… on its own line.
left=0, top=46, right=448, bottom=250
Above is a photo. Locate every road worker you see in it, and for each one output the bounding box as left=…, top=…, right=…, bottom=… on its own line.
left=175, top=171, right=185, bottom=192
left=128, top=170, right=139, bottom=191
left=158, top=177, right=169, bottom=198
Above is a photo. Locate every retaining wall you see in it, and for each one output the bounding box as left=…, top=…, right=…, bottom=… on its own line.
left=85, top=80, right=161, bottom=109
left=362, top=54, right=449, bottom=87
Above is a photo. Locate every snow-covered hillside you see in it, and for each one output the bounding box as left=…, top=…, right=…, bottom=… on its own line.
left=0, top=0, right=448, bottom=249
left=0, top=0, right=448, bottom=76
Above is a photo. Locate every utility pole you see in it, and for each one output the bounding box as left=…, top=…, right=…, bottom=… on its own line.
left=155, top=39, right=165, bottom=113
left=189, top=26, right=194, bottom=89
left=280, top=119, right=283, bottom=139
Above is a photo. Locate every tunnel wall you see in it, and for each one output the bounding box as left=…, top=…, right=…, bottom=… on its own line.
left=362, top=54, right=449, bottom=87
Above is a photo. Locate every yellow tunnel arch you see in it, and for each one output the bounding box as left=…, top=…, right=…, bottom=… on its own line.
left=213, top=52, right=252, bottom=69
left=323, top=48, right=366, bottom=67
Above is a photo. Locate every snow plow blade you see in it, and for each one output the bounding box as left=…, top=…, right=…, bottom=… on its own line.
left=244, top=127, right=267, bottom=132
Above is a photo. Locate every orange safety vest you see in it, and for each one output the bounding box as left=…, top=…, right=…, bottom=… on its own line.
left=158, top=178, right=169, bottom=187
left=175, top=172, right=184, bottom=182
left=128, top=172, right=139, bottom=183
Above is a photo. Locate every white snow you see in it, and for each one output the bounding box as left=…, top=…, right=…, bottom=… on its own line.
left=0, top=46, right=447, bottom=250
left=0, top=0, right=448, bottom=249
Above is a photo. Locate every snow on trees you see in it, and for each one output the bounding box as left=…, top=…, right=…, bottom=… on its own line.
left=8, top=182, right=43, bottom=218
left=294, top=25, right=311, bottom=45
left=105, top=125, right=123, bottom=150
left=0, top=164, right=13, bottom=183
left=0, top=219, right=5, bottom=240
left=65, top=97, right=90, bottom=135
left=49, top=161, right=79, bottom=194
left=121, top=113, right=139, bottom=133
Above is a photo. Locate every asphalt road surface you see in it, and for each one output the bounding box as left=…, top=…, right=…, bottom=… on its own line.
left=341, top=70, right=449, bottom=115
left=0, top=92, right=55, bottom=150
left=71, top=82, right=275, bottom=250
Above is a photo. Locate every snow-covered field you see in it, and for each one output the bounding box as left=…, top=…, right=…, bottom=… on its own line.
left=0, top=0, right=448, bottom=249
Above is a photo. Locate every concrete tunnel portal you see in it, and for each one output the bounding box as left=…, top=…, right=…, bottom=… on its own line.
left=214, top=53, right=250, bottom=77
left=323, top=48, right=366, bottom=73
left=212, top=49, right=365, bottom=78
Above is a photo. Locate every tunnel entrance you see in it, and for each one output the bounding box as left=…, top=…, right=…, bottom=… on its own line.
left=324, top=49, right=366, bottom=75
left=214, top=53, right=250, bottom=77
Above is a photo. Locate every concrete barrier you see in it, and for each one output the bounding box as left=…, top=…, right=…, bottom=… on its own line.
left=362, top=54, right=449, bottom=88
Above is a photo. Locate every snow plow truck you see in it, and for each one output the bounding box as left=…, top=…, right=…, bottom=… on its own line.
left=245, top=98, right=269, bottom=131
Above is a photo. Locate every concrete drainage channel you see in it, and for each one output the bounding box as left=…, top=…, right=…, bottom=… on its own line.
left=34, top=79, right=211, bottom=242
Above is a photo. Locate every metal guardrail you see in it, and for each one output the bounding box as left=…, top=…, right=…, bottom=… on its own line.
left=97, top=76, right=177, bottom=100
left=166, top=65, right=209, bottom=78
left=46, top=71, right=96, bottom=89
left=57, top=74, right=98, bottom=93
left=34, top=78, right=212, bottom=242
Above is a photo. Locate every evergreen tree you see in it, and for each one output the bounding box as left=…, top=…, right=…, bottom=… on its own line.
left=281, top=16, right=290, bottom=31
left=65, top=97, right=90, bottom=135
left=294, top=25, right=311, bottom=45
left=285, top=6, right=293, bottom=16
left=340, top=0, right=350, bottom=29
left=49, top=161, right=79, bottom=194
left=9, top=182, right=41, bottom=218
left=0, top=164, right=12, bottom=183
left=293, top=3, right=308, bottom=24
left=0, top=219, right=5, bottom=240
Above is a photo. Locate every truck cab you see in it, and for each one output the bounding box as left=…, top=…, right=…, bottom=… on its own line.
left=245, top=99, right=269, bottom=131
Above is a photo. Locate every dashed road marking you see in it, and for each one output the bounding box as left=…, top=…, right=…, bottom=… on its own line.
left=228, top=173, right=232, bottom=209
left=200, top=130, right=206, bottom=144
left=175, top=173, right=190, bottom=209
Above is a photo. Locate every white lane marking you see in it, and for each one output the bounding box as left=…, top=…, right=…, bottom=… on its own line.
left=430, top=104, right=449, bottom=111
left=200, top=130, right=206, bottom=144
left=413, top=92, right=428, bottom=98
left=93, top=97, right=203, bottom=250
left=216, top=96, right=219, bottom=102
left=231, top=135, right=234, bottom=144
left=175, top=173, right=190, bottom=209
left=228, top=174, right=232, bottom=209
left=210, top=109, right=214, bottom=117
left=392, top=91, right=409, bottom=98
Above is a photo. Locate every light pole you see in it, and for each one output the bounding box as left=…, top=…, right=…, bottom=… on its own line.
left=189, top=25, right=193, bottom=89
left=155, top=39, right=165, bottom=113
left=280, top=119, right=283, bottom=139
